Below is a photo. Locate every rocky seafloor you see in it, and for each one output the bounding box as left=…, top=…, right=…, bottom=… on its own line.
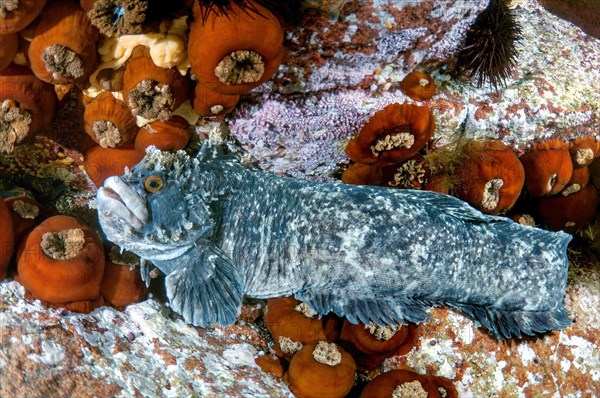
left=1, top=0, right=599, bottom=397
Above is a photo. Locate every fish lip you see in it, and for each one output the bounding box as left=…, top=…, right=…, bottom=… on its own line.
left=97, top=177, right=149, bottom=230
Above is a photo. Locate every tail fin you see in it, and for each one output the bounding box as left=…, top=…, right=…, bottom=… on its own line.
left=449, top=303, right=572, bottom=339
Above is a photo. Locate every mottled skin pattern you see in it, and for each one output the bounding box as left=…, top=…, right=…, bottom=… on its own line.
left=97, top=147, right=572, bottom=339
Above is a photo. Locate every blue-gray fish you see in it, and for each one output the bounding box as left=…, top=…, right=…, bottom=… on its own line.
left=96, top=146, right=572, bottom=339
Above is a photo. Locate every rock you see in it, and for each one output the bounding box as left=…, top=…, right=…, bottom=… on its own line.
left=0, top=282, right=293, bottom=398
left=230, top=0, right=599, bottom=180
left=539, top=0, right=600, bottom=39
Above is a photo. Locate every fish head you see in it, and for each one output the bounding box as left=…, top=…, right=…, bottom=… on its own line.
left=97, top=147, right=215, bottom=261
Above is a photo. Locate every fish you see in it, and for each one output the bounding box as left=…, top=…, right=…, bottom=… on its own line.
left=96, top=145, right=572, bottom=339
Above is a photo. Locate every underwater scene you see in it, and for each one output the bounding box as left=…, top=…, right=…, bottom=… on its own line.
left=0, top=0, right=598, bottom=396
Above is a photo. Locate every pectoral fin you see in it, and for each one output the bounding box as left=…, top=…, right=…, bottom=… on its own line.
left=164, top=242, right=244, bottom=327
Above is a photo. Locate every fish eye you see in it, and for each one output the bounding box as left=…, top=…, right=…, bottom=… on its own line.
left=144, top=175, right=164, bottom=193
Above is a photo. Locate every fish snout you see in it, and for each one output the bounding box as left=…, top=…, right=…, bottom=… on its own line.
left=97, top=177, right=149, bottom=230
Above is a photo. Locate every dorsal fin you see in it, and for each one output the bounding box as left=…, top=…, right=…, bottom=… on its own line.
left=419, top=191, right=506, bottom=224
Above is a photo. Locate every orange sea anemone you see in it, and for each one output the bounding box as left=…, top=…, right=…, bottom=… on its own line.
left=400, top=71, right=436, bottom=101
left=287, top=340, right=356, bottom=398
left=453, top=140, right=525, bottom=214
left=255, top=354, right=284, bottom=378
left=17, top=215, right=105, bottom=313
left=84, top=144, right=145, bottom=187
left=345, top=103, right=435, bottom=166
left=360, top=369, right=458, bottom=398
left=0, top=0, right=46, bottom=35
left=134, top=115, right=191, bottom=152
left=510, top=213, right=536, bottom=227
left=100, top=247, right=148, bottom=309
left=192, top=82, right=241, bottom=118
left=81, top=0, right=148, bottom=37
left=188, top=0, right=284, bottom=95
left=265, top=297, right=340, bottom=359
left=0, top=199, right=15, bottom=280
left=520, top=139, right=573, bottom=197
left=28, top=1, right=99, bottom=85
left=538, top=184, right=599, bottom=233
left=84, top=92, right=138, bottom=148
left=0, top=64, right=57, bottom=153
left=4, top=194, right=50, bottom=242
left=338, top=320, right=418, bottom=371
left=341, top=163, right=384, bottom=186
left=569, top=136, right=599, bottom=168
left=122, top=54, right=190, bottom=121
left=560, top=166, right=590, bottom=196
left=423, top=171, right=451, bottom=194
left=0, top=32, right=18, bottom=72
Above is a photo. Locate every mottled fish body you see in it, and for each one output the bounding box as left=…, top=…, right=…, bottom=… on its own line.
left=97, top=147, right=572, bottom=339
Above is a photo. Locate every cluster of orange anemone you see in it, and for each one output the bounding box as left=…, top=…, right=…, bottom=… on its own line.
left=522, top=137, right=600, bottom=233
left=0, top=189, right=147, bottom=313
left=343, top=72, right=437, bottom=194
left=1, top=0, right=285, bottom=188
left=345, top=71, right=437, bottom=167
left=344, top=102, right=600, bottom=233
left=254, top=296, right=456, bottom=398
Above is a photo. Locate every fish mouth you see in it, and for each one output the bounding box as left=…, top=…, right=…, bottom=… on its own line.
left=97, top=176, right=149, bottom=230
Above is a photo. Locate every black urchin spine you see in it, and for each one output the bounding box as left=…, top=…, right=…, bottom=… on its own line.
left=456, top=0, right=522, bottom=90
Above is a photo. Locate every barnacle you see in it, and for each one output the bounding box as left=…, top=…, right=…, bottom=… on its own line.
left=520, top=139, right=573, bottom=197
left=188, top=0, right=284, bottom=95
left=0, top=199, right=14, bottom=280
left=287, top=341, right=356, bottom=398
left=400, top=71, right=436, bottom=101
left=28, top=1, right=99, bottom=85
left=345, top=103, right=435, bottom=167
left=17, top=215, right=105, bottom=313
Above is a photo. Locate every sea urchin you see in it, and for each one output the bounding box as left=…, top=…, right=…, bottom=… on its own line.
left=456, top=0, right=522, bottom=90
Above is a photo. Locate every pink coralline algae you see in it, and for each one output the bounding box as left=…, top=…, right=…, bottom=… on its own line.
left=229, top=90, right=408, bottom=180
left=265, top=0, right=488, bottom=94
